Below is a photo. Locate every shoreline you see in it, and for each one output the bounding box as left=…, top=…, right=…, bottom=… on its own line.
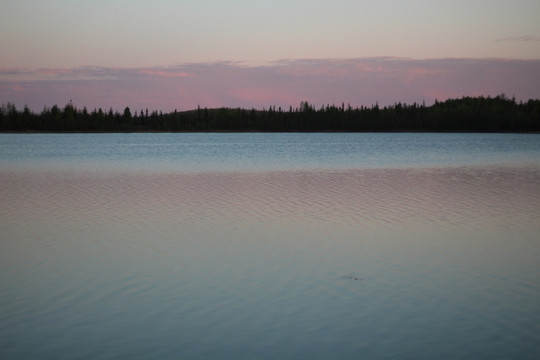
left=2, top=130, right=540, bottom=134
left=2, top=96, right=539, bottom=133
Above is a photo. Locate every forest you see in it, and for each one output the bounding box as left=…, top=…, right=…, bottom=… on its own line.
left=1, top=95, right=539, bottom=132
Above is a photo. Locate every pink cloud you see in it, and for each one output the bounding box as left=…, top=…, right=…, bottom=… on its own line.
left=1, top=58, right=539, bottom=113
left=230, top=87, right=297, bottom=106
left=37, top=68, right=77, bottom=76
left=405, top=68, right=446, bottom=83
left=136, top=69, right=194, bottom=78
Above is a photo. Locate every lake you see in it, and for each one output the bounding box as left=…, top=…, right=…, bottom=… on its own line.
left=1, top=133, right=540, bottom=359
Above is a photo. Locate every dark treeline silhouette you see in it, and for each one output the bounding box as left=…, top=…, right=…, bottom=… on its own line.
left=1, top=95, right=539, bottom=132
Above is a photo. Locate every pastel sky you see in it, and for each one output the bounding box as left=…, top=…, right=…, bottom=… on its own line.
left=1, top=0, right=540, bottom=111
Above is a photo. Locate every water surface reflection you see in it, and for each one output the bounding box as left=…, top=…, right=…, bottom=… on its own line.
left=1, top=165, right=539, bottom=359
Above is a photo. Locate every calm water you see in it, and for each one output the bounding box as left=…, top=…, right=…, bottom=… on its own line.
left=1, top=133, right=540, bottom=359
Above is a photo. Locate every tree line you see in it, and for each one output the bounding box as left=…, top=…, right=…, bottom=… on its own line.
left=1, top=95, right=539, bottom=132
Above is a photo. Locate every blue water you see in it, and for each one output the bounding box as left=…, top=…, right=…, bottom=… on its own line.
left=1, top=132, right=539, bottom=172
left=1, top=133, right=540, bottom=359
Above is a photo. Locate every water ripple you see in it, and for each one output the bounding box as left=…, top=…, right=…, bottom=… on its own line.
left=2, top=164, right=540, bottom=359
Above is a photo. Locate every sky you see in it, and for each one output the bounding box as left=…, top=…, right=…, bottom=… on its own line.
left=1, top=0, right=540, bottom=112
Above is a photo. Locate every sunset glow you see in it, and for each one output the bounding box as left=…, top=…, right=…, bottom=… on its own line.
left=1, top=0, right=539, bottom=111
